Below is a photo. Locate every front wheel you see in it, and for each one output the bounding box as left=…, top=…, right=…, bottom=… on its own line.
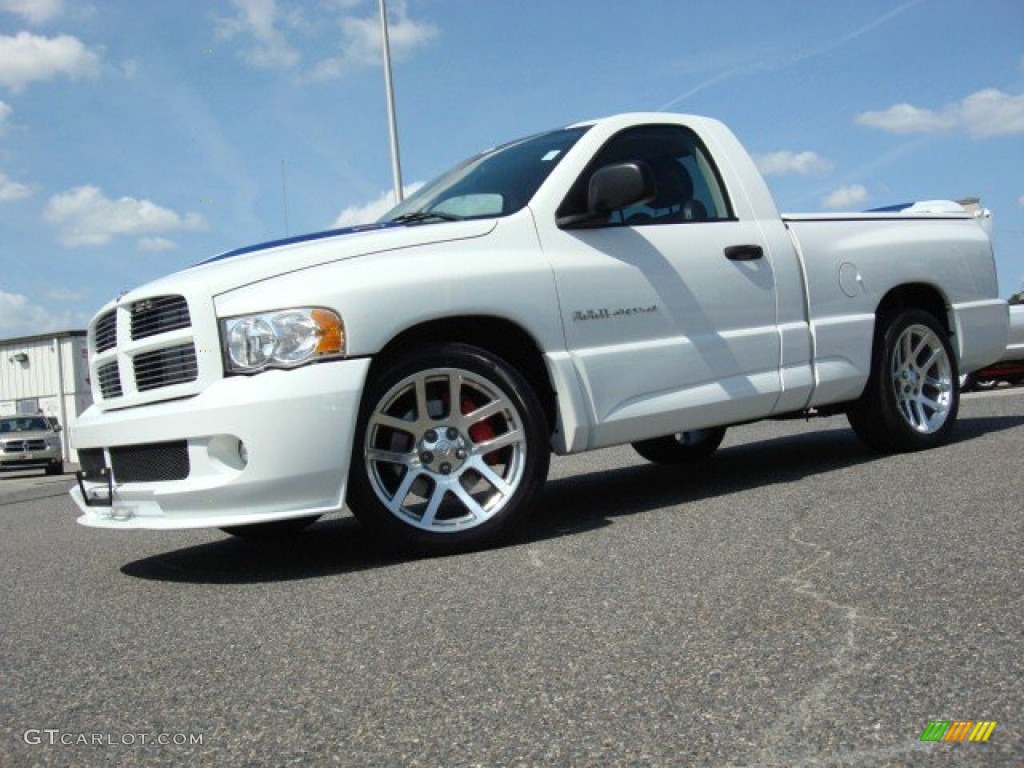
left=632, top=427, right=727, bottom=464
left=847, top=310, right=959, bottom=452
left=346, top=343, right=550, bottom=556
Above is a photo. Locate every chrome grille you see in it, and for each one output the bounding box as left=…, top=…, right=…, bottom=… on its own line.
left=3, top=440, right=48, bottom=453
left=133, top=344, right=198, bottom=391
left=98, top=362, right=123, bottom=398
left=94, top=311, right=117, bottom=353
left=131, top=295, right=190, bottom=340
left=90, top=294, right=204, bottom=404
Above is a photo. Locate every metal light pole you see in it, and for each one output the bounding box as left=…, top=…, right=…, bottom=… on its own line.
left=379, top=0, right=404, bottom=203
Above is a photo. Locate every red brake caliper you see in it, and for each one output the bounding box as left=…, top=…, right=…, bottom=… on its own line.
left=463, top=398, right=499, bottom=465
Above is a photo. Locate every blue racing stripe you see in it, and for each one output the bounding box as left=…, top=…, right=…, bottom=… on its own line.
left=865, top=202, right=914, bottom=212
left=197, top=222, right=400, bottom=265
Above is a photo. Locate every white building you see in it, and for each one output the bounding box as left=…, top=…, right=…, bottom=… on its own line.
left=1, top=330, right=92, bottom=462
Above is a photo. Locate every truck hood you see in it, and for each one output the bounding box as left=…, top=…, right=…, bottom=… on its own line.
left=114, top=219, right=497, bottom=305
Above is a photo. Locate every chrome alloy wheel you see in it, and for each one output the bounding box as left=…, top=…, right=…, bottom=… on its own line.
left=364, top=367, right=528, bottom=532
left=890, top=323, right=954, bottom=434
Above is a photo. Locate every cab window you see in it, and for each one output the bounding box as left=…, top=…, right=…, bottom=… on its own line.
left=558, top=124, right=733, bottom=225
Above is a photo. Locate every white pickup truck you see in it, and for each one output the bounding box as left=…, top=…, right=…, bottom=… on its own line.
left=71, top=113, right=1009, bottom=554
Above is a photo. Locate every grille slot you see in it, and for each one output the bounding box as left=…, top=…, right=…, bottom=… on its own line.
left=98, top=362, right=123, bottom=398
left=78, top=448, right=106, bottom=474
left=109, top=441, right=189, bottom=482
left=133, top=344, right=198, bottom=391
left=3, top=440, right=48, bottom=453
left=94, top=311, right=117, bottom=353
left=131, top=295, right=190, bottom=340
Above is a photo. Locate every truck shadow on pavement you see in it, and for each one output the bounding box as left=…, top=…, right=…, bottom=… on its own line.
left=121, top=413, right=1023, bottom=584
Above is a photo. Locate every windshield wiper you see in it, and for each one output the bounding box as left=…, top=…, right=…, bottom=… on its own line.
left=389, top=210, right=464, bottom=224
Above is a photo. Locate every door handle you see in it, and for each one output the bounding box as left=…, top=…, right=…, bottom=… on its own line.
left=724, top=244, right=763, bottom=261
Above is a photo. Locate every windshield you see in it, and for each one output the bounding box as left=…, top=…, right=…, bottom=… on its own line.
left=381, top=125, right=590, bottom=223
left=0, top=416, right=50, bottom=433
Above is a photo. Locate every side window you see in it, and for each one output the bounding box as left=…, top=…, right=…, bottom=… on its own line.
left=558, top=125, right=734, bottom=226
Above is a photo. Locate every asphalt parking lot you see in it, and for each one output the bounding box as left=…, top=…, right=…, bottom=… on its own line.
left=2, top=389, right=1021, bottom=767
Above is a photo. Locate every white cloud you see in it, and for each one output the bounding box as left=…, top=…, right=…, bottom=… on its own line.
left=44, top=286, right=86, bottom=302
left=822, top=184, right=868, bottom=211
left=346, top=5, right=438, bottom=65
left=0, top=99, right=11, bottom=133
left=0, top=170, right=32, bottom=201
left=215, top=0, right=300, bottom=70
left=44, top=185, right=207, bottom=247
left=0, top=0, right=63, bottom=25
left=957, top=89, right=1024, bottom=138
left=311, top=6, right=438, bottom=80
left=0, top=32, right=102, bottom=93
left=137, top=236, right=178, bottom=252
left=1018, top=195, right=1024, bottom=209
left=856, top=88, right=1024, bottom=138
left=333, top=182, right=424, bottom=227
left=856, top=103, right=955, bottom=134
left=753, top=151, right=832, bottom=176
left=0, top=290, right=78, bottom=334
left=216, top=0, right=437, bottom=79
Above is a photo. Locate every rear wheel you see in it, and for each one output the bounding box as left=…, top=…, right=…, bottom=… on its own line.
left=847, top=310, right=958, bottom=452
left=347, top=343, right=550, bottom=555
left=632, top=427, right=726, bottom=464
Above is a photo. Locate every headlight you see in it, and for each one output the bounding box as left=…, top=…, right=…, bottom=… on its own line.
left=220, top=307, right=345, bottom=373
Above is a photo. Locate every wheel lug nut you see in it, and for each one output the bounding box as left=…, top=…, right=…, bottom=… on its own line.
left=456, top=449, right=467, bottom=460
left=424, top=429, right=437, bottom=442
left=446, top=427, right=458, bottom=440
left=420, top=451, right=434, bottom=464
left=440, top=463, right=452, bottom=475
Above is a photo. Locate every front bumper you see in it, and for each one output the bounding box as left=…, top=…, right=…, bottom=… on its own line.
left=71, top=358, right=370, bottom=529
left=0, top=451, right=61, bottom=471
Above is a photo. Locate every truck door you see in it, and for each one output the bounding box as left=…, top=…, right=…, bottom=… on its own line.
left=538, top=124, right=781, bottom=448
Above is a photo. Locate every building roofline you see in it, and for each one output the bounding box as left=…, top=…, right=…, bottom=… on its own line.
left=1, top=329, right=87, bottom=346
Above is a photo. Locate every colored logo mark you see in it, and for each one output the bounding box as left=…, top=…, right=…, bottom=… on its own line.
left=920, top=720, right=997, bottom=742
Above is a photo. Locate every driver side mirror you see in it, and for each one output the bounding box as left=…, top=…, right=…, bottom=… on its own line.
left=557, top=161, right=655, bottom=229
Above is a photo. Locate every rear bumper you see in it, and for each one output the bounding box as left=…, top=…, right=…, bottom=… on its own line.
left=70, top=358, right=370, bottom=529
left=953, top=299, right=1010, bottom=375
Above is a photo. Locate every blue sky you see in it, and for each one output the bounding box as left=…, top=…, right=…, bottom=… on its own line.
left=1, top=0, right=1022, bottom=339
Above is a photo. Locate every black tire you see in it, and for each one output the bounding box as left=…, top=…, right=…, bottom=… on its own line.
left=45, top=462, right=63, bottom=476
left=221, top=515, right=321, bottom=540
left=346, top=343, right=550, bottom=556
left=632, top=427, right=727, bottom=464
left=847, top=309, right=959, bottom=452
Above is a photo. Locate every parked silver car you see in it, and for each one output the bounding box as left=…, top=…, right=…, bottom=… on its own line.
left=0, top=416, right=64, bottom=475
